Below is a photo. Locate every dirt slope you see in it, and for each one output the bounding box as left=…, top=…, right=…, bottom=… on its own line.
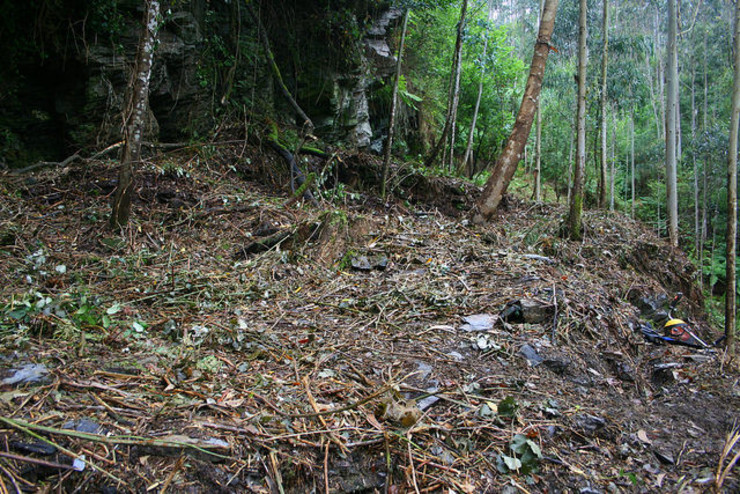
left=0, top=147, right=738, bottom=493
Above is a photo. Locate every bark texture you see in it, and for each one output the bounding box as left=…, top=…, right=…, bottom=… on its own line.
left=473, top=0, right=559, bottom=223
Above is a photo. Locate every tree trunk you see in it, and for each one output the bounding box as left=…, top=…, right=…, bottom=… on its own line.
left=567, top=0, right=587, bottom=240
left=700, top=32, right=708, bottom=287
left=645, top=52, right=661, bottom=139
left=447, top=0, right=468, bottom=172
left=533, top=0, right=545, bottom=202
left=473, top=0, right=559, bottom=222
left=567, top=119, right=575, bottom=206
left=461, top=67, right=485, bottom=175
left=534, top=104, right=542, bottom=201
left=656, top=8, right=666, bottom=140
left=423, top=0, right=468, bottom=170
left=692, top=65, right=700, bottom=260
left=725, top=0, right=740, bottom=355
left=610, top=109, right=616, bottom=211
left=665, top=0, right=679, bottom=247
left=110, top=0, right=160, bottom=229
left=382, top=9, right=410, bottom=199
left=599, top=0, right=609, bottom=208
left=631, top=108, right=635, bottom=218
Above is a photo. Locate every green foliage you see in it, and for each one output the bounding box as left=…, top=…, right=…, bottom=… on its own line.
left=403, top=3, right=524, bottom=161
left=497, top=396, right=519, bottom=418
left=398, top=75, right=423, bottom=110
left=496, top=433, right=543, bottom=475
left=0, top=289, right=118, bottom=347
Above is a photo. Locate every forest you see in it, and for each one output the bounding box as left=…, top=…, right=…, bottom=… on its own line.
left=0, top=0, right=739, bottom=492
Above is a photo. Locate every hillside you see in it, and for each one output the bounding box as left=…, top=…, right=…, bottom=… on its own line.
left=0, top=146, right=738, bottom=493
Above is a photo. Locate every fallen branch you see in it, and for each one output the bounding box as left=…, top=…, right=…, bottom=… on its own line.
left=0, top=416, right=126, bottom=485
left=9, top=152, right=80, bottom=175
left=0, top=417, right=231, bottom=461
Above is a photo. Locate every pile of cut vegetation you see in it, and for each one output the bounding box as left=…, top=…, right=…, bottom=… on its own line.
left=0, top=148, right=738, bottom=493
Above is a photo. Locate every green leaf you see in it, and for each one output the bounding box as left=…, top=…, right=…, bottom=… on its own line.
left=526, top=439, right=542, bottom=458
left=502, top=454, right=521, bottom=471
left=498, top=396, right=518, bottom=418
left=510, top=434, right=528, bottom=455
left=8, top=309, right=28, bottom=320
left=106, top=303, right=122, bottom=315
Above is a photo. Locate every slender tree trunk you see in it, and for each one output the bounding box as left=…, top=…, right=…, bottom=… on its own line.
left=462, top=40, right=487, bottom=174
left=666, top=0, right=679, bottom=247
left=645, top=53, right=661, bottom=139
left=610, top=109, right=616, bottom=211
left=533, top=0, right=545, bottom=202
left=677, top=84, right=682, bottom=161
left=534, top=104, right=542, bottom=201
left=423, top=0, right=468, bottom=169
left=474, top=0, right=559, bottom=222
left=724, top=0, right=740, bottom=355
left=702, top=151, right=709, bottom=284
left=568, top=0, right=587, bottom=240
left=567, top=120, right=574, bottom=206
left=703, top=32, right=708, bottom=131
left=700, top=31, right=708, bottom=290
left=631, top=109, right=635, bottom=218
left=110, top=0, right=160, bottom=229
left=462, top=0, right=494, bottom=175
left=447, top=0, right=468, bottom=172
left=599, top=0, right=609, bottom=208
left=656, top=9, right=666, bottom=140
left=382, top=9, right=410, bottom=199
left=692, top=65, right=700, bottom=260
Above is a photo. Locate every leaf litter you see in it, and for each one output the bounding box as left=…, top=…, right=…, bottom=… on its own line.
left=0, top=145, right=738, bottom=492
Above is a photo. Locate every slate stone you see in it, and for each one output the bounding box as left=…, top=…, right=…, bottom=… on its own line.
left=519, top=344, right=544, bottom=366
left=1, top=363, right=49, bottom=386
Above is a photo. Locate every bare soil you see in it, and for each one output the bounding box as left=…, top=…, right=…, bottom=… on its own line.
left=0, top=145, right=738, bottom=493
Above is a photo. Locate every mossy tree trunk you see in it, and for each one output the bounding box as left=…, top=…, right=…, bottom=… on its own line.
left=110, top=0, right=160, bottom=229
left=567, top=0, right=587, bottom=240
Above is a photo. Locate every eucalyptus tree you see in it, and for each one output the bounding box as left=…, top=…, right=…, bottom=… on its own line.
left=665, top=0, right=679, bottom=247
left=567, top=0, right=587, bottom=240
left=725, top=0, right=739, bottom=355
left=598, top=0, right=609, bottom=208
